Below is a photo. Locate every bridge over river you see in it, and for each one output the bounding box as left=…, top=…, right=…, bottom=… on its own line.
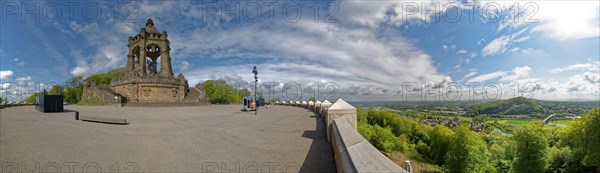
left=0, top=105, right=335, bottom=172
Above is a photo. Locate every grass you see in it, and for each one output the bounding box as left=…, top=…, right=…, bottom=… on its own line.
left=500, top=119, right=533, bottom=126
left=551, top=119, right=574, bottom=125
left=430, top=115, right=473, bottom=121
left=487, top=119, right=535, bottom=127
left=385, top=151, right=444, bottom=173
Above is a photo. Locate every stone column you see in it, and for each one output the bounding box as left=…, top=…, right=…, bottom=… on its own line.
left=160, top=50, right=173, bottom=77
left=139, top=29, right=147, bottom=75
left=126, top=54, right=133, bottom=72
left=139, top=47, right=146, bottom=75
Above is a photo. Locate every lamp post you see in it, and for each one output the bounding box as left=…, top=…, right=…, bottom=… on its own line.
left=252, top=66, right=258, bottom=115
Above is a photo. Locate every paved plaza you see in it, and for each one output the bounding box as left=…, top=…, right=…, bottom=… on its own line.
left=0, top=105, right=335, bottom=172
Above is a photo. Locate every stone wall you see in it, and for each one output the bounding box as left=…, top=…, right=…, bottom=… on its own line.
left=192, top=83, right=210, bottom=103
left=110, top=73, right=189, bottom=102
left=276, top=100, right=409, bottom=173
left=332, top=116, right=408, bottom=173
left=81, top=80, right=124, bottom=106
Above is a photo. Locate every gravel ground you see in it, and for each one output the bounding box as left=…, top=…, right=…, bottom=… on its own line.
left=0, top=105, right=335, bottom=173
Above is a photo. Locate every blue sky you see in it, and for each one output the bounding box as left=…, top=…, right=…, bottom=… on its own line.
left=1, top=0, right=599, bottom=102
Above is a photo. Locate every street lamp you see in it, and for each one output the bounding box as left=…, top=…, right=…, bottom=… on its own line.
left=252, top=66, right=258, bottom=115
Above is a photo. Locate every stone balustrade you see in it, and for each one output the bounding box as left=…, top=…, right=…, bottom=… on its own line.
left=275, top=99, right=409, bottom=173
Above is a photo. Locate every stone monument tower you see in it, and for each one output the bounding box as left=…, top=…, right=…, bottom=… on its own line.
left=125, top=18, right=173, bottom=77
left=109, top=18, right=190, bottom=102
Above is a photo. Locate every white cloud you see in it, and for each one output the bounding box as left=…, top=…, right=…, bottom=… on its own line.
left=335, top=0, right=462, bottom=28
left=467, top=71, right=505, bottom=83
left=501, top=66, right=531, bottom=81
left=469, top=52, right=478, bottom=58
left=550, top=61, right=600, bottom=74
left=481, top=1, right=600, bottom=41
left=71, top=66, right=89, bottom=76
left=60, top=8, right=123, bottom=76
left=481, top=35, right=511, bottom=56
left=0, top=70, right=14, bottom=80
left=0, top=81, right=50, bottom=102
left=16, top=76, right=32, bottom=81
left=560, top=72, right=600, bottom=94
left=466, top=66, right=531, bottom=83
left=180, top=61, right=191, bottom=72
left=513, top=36, right=529, bottom=43
left=464, top=71, right=478, bottom=78
left=531, top=1, right=600, bottom=41
left=12, top=58, right=25, bottom=66
left=457, top=49, right=467, bottom=54
left=521, top=48, right=545, bottom=55
left=481, top=28, right=528, bottom=56
left=477, top=38, right=485, bottom=45
left=582, top=71, right=600, bottom=84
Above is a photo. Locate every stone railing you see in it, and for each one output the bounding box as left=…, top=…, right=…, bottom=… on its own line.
left=276, top=99, right=409, bottom=173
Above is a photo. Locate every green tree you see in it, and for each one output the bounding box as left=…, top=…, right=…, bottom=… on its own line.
left=489, top=143, right=511, bottom=173
left=308, top=96, right=316, bottom=102
left=429, top=125, right=455, bottom=165
left=371, top=125, right=399, bottom=152
left=512, top=124, right=548, bottom=173
left=63, top=76, right=83, bottom=104
left=358, top=123, right=375, bottom=141
left=48, top=85, right=63, bottom=95
left=210, top=84, right=233, bottom=104
left=547, top=146, right=574, bottom=173
left=558, top=108, right=600, bottom=172
left=25, top=92, right=41, bottom=104
left=416, top=140, right=429, bottom=155
left=203, top=80, right=216, bottom=99
left=86, top=68, right=126, bottom=85
left=202, top=79, right=249, bottom=104
left=579, top=108, right=600, bottom=168
left=445, top=125, right=491, bottom=173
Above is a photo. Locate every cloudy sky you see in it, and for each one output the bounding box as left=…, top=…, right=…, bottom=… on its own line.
left=1, top=0, right=599, bottom=102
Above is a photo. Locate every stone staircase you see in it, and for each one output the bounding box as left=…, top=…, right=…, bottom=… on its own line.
left=184, top=88, right=201, bottom=102
left=81, top=83, right=124, bottom=106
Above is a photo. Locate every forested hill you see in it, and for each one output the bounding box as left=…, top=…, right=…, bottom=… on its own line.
left=471, top=97, right=545, bottom=116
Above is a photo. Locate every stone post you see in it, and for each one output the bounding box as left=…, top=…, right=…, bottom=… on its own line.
left=126, top=54, right=133, bottom=72
left=160, top=31, right=173, bottom=77
left=140, top=30, right=147, bottom=75
left=404, top=160, right=412, bottom=173
left=160, top=50, right=173, bottom=76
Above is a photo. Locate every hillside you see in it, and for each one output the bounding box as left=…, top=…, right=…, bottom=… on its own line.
left=85, top=68, right=126, bottom=84
left=472, top=97, right=545, bottom=117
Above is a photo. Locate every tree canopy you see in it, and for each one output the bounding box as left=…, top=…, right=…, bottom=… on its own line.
left=203, top=79, right=250, bottom=104
left=512, top=124, right=548, bottom=173
left=445, top=124, right=491, bottom=173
